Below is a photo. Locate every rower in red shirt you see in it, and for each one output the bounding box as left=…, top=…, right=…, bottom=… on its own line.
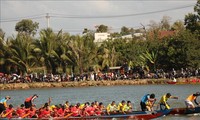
left=70, top=104, right=80, bottom=117
left=83, top=102, right=96, bottom=116
left=4, top=104, right=14, bottom=119
left=26, top=106, right=37, bottom=118
left=82, top=102, right=90, bottom=116
left=16, top=104, right=26, bottom=118
left=56, top=105, right=65, bottom=117
left=39, top=106, right=51, bottom=118
left=95, top=102, right=105, bottom=116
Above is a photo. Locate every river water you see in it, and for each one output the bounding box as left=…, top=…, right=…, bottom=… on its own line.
left=0, top=84, right=200, bottom=119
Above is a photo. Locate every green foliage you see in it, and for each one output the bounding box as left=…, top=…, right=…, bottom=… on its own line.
left=1, top=1, right=200, bottom=75
left=184, top=0, right=200, bottom=35
left=120, top=26, right=133, bottom=36
left=96, top=24, right=108, bottom=33
left=15, top=19, right=39, bottom=36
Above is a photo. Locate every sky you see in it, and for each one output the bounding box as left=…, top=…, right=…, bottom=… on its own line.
left=0, top=0, right=197, bottom=37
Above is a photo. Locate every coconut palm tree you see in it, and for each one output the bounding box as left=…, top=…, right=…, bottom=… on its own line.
left=33, top=28, right=59, bottom=74
left=6, top=34, right=35, bottom=74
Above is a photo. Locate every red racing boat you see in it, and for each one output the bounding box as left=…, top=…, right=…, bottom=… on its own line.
left=55, top=109, right=171, bottom=120
left=7, top=109, right=170, bottom=120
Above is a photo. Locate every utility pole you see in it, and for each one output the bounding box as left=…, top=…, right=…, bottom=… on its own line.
left=46, top=13, right=50, bottom=28
left=140, top=23, right=147, bottom=40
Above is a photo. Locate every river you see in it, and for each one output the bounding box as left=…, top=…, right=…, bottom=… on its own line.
left=0, top=84, right=200, bottom=119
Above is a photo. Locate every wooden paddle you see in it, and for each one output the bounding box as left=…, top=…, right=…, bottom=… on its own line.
left=64, top=113, right=73, bottom=118
left=21, top=112, right=30, bottom=118
left=1, top=109, right=13, bottom=118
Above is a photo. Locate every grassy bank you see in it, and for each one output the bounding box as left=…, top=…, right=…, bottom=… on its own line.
left=0, top=78, right=199, bottom=90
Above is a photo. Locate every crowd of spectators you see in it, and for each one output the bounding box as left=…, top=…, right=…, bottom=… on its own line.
left=0, top=67, right=199, bottom=84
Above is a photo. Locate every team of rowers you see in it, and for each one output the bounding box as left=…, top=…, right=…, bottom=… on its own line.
left=0, top=92, right=200, bottom=119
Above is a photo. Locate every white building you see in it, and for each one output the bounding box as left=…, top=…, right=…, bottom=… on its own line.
left=121, top=34, right=133, bottom=39
left=94, top=33, right=110, bottom=43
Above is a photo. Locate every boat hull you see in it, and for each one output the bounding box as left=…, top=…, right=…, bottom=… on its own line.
left=57, top=109, right=170, bottom=120
left=170, top=107, right=200, bottom=115
left=4, top=109, right=170, bottom=120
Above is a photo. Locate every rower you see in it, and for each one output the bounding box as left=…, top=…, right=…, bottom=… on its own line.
left=96, top=102, right=105, bottom=115
left=24, top=94, right=38, bottom=108
left=106, top=101, right=117, bottom=115
left=0, top=96, right=11, bottom=114
left=117, top=100, right=126, bottom=114
left=185, top=92, right=200, bottom=109
left=159, top=93, right=178, bottom=110
left=16, top=104, right=26, bottom=118
left=3, top=104, right=14, bottom=119
left=124, top=101, right=133, bottom=112
left=140, top=94, right=156, bottom=111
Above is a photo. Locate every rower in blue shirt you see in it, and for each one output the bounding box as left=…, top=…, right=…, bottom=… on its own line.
left=140, top=94, right=156, bottom=111
left=0, top=96, right=11, bottom=114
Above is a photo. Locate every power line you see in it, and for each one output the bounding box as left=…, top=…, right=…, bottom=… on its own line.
left=0, top=4, right=194, bottom=23
left=0, top=16, right=44, bottom=23
left=50, top=4, right=194, bottom=19
left=0, top=14, right=45, bottom=21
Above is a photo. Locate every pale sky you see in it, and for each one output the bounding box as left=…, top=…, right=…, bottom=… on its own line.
left=0, top=0, right=197, bottom=37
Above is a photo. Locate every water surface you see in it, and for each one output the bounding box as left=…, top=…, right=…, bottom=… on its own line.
left=1, top=84, right=200, bottom=119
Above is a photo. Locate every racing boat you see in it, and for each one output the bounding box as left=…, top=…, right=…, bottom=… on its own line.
left=55, top=109, right=171, bottom=120
left=170, top=106, right=200, bottom=115
left=7, top=109, right=171, bottom=120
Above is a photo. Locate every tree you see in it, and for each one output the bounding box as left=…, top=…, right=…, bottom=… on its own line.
left=120, top=26, right=131, bottom=36
left=0, top=28, right=5, bottom=40
left=160, top=16, right=171, bottom=30
left=0, top=29, right=6, bottom=72
left=34, top=28, right=59, bottom=74
left=139, top=50, right=158, bottom=72
left=185, top=0, right=200, bottom=34
left=96, top=24, right=108, bottom=33
left=6, top=34, right=35, bottom=74
left=15, top=19, right=39, bottom=36
left=171, top=20, right=185, bottom=32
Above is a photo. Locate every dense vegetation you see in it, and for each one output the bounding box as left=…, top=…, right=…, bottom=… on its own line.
left=0, top=0, right=199, bottom=75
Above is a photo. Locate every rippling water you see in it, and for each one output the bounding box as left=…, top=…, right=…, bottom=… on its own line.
left=1, top=84, right=200, bottom=119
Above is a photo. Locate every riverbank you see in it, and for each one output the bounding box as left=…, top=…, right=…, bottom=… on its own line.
left=0, top=78, right=199, bottom=90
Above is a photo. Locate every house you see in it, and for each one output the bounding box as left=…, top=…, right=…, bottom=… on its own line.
left=94, top=33, right=110, bottom=43
left=148, top=30, right=176, bottom=40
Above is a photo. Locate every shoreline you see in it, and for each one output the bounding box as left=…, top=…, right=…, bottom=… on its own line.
left=0, top=78, right=199, bottom=90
